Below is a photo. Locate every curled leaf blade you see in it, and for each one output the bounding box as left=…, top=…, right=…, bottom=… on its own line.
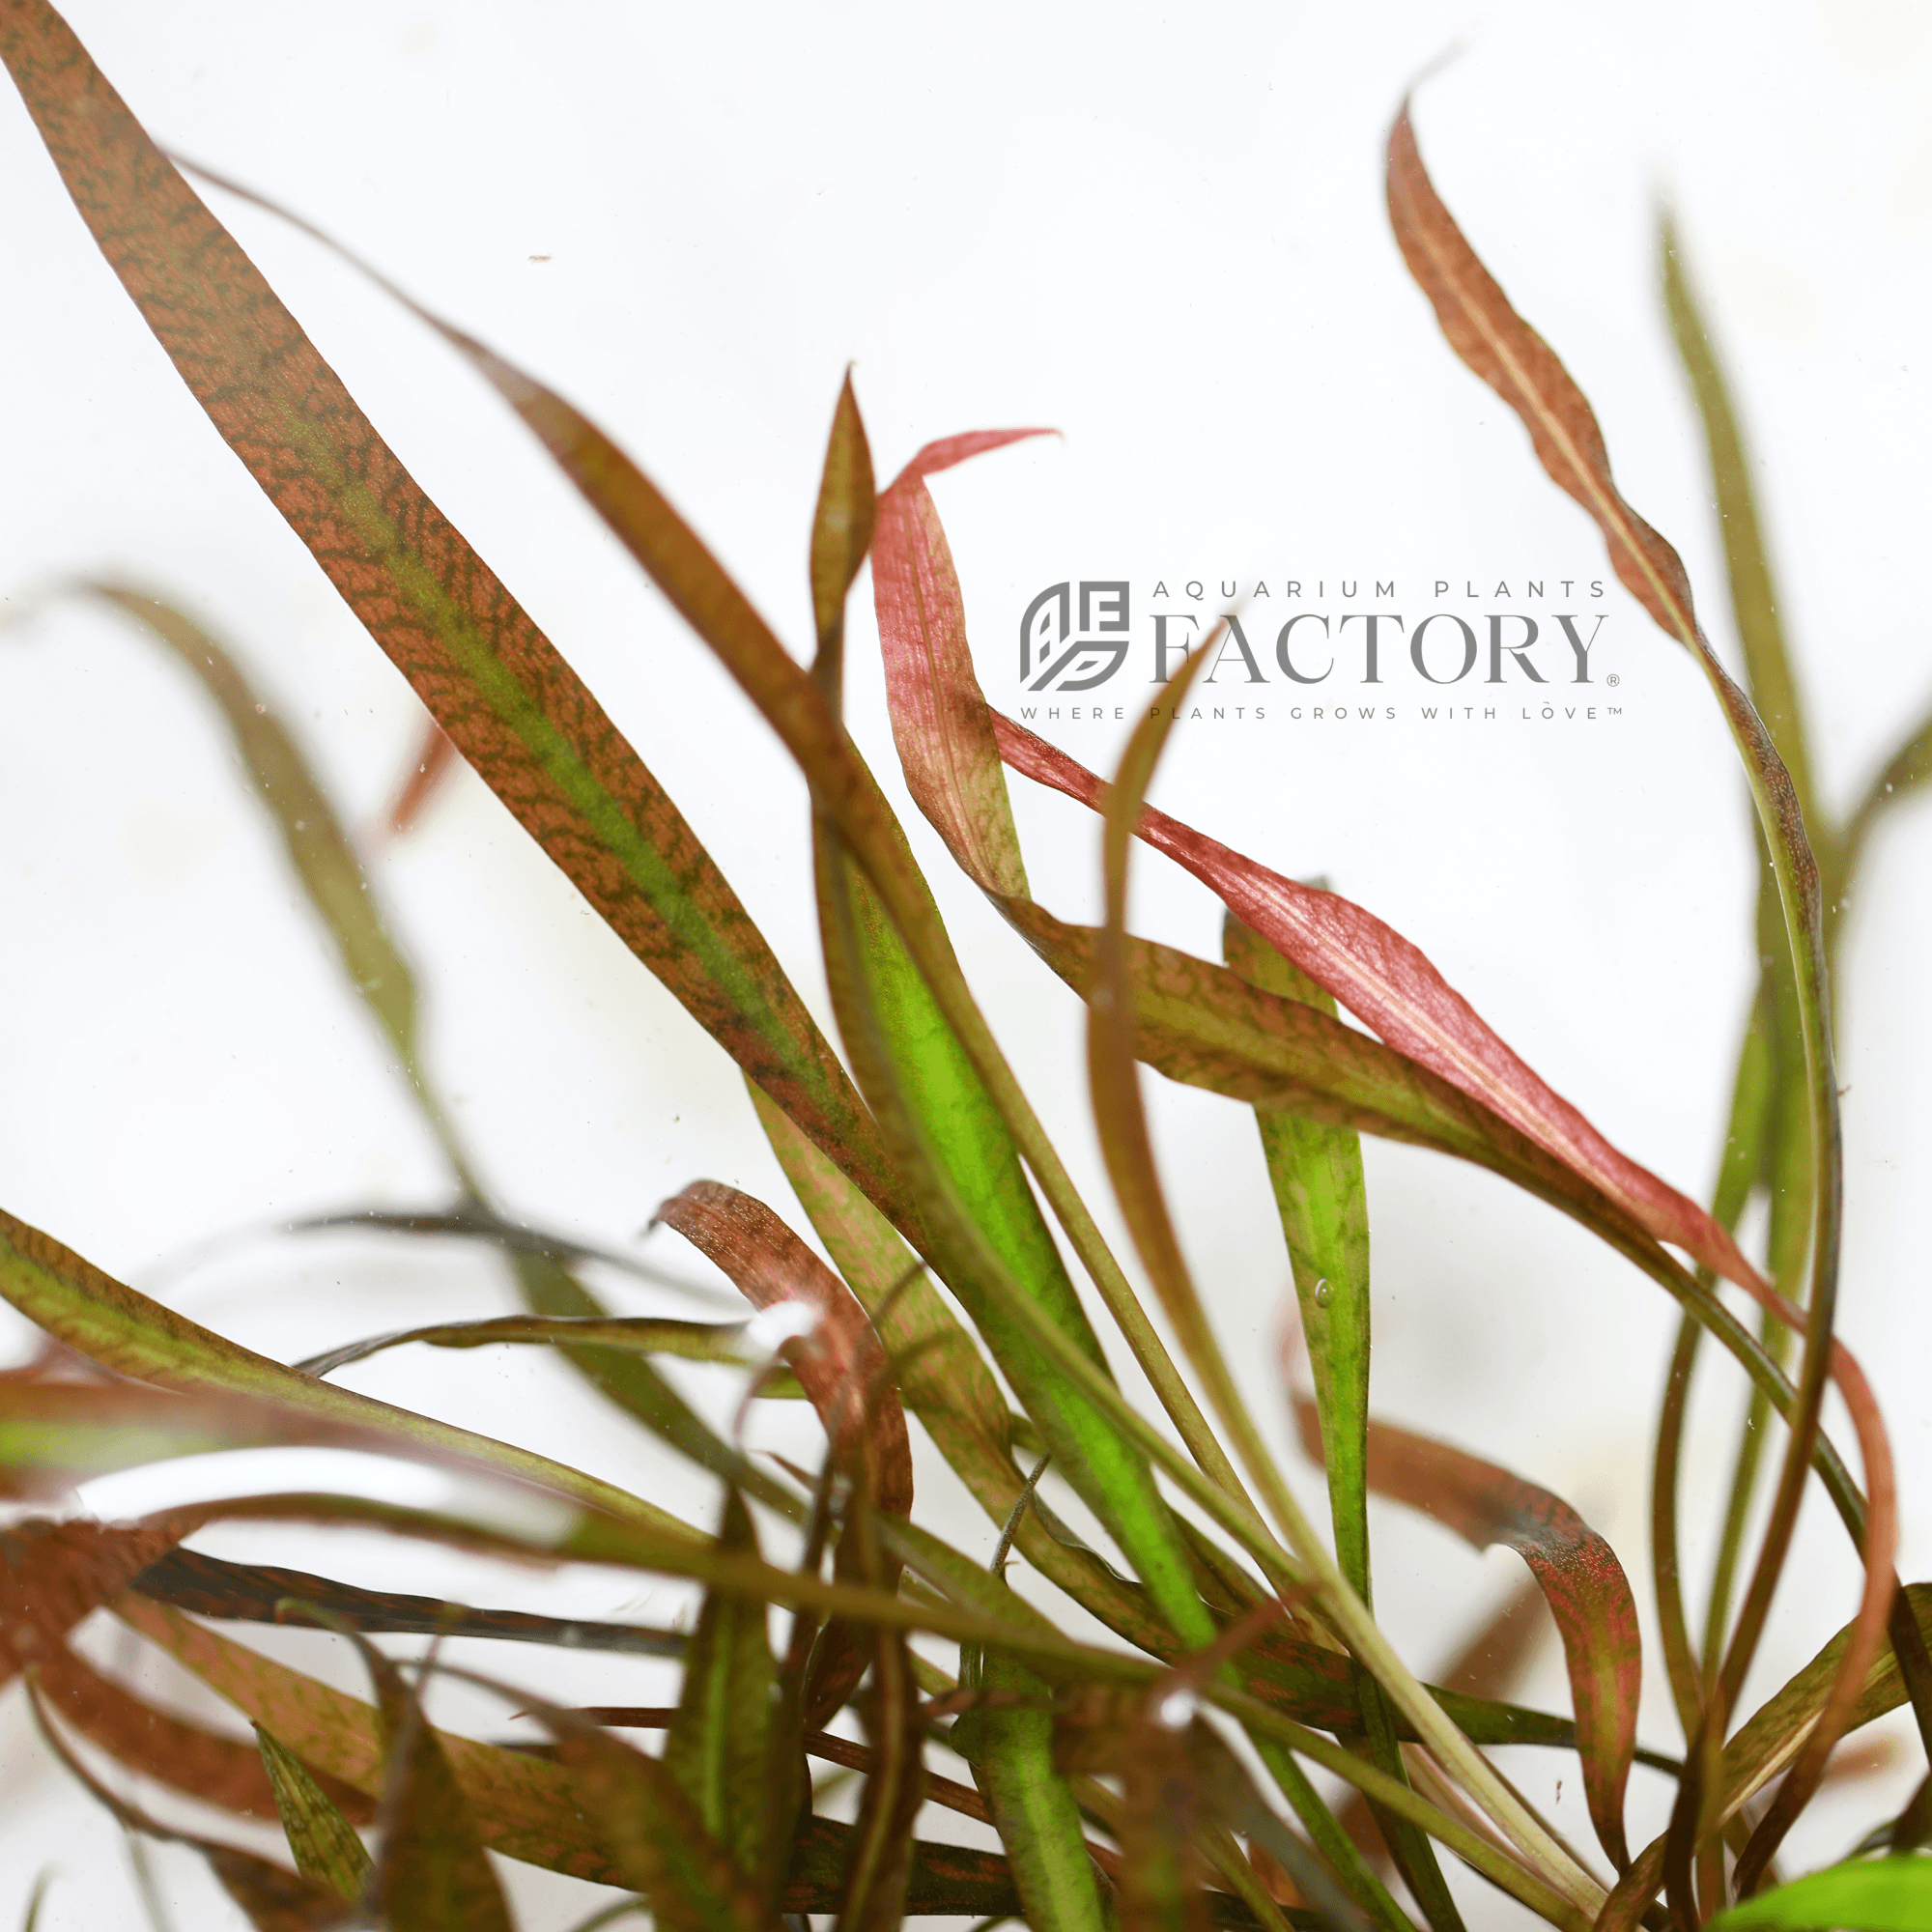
left=1296, top=1399, right=1639, bottom=1870
left=871, top=432, right=1048, bottom=898
left=656, top=1179, right=912, bottom=1724
left=654, top=1181, right=913, bottom=1520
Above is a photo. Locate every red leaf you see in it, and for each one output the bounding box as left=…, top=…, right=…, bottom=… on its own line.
left=871, top=433, right=1050, bottom=900
left=993, top=710, right=1758, bottom=1299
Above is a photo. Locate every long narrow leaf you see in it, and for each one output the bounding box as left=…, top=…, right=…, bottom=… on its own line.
left=995, top=710, right=1754, bottom=1297
left=653, top=1181, right=913, bottom=1519
left=0, top=0, right=906, bottom=1235
left=663, top=1492, right=775, bottom=1876
left=115, top=1592, right=632, bottom=1887
left=1384, top=110, right=1884, bottom=1858
left=813, top=818, right=1218, bottom=1647
left=130, top=1546, right=686, bottom=1655
left=32, top=1640, right=374, bottom=1825
left=1225, top=916, right=1443, bottom=1918
left=0, top=1207, right=693, bottom=1536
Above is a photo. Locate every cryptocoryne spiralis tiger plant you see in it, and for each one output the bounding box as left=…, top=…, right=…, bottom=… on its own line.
left=3, top=3, right=1931, bottom=1928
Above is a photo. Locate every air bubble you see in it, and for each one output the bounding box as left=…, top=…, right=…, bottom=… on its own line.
left=1154, top=1688, right=1199, bottom=1731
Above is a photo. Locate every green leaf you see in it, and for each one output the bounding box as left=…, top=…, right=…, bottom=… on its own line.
left=664, top=1492, right=777, bottom=1876
left=1709, top=1857, right=1932, bottom=1931
left=254, top=1721, right=373, bottom=1902
left=1223, top=915, right=1452, bottom=1920
left=0, top=0, right=906, bottom=1236
left=1223, top=916, right=1372, bottom=1601
left=958, top=1634, right=1109, bottom=1932
left=815, top=826, right=1213, bottom=1648
left=0, top=1207, right=695, bottom=1539
left=70, top=584, right=438, bottom=1128
left=1659, top=222, right=1820, bottom=847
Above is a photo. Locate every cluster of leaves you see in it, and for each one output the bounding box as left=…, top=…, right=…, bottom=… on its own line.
left=3, top=3, right=1931, bottom=1926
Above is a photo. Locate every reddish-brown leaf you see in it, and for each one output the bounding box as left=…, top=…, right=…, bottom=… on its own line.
left=0, top=0, right=903, bottom=1241
left=114, top=1592, right=631, bottom=1887
left=653, top=1181, right=912, bottom=1520
left=33, top=1641, right=376, bottom=1826
left=131, top=1546, right=686, bottom=1656
left=1296, top=1398, right=1639, bottom=1870
left=201, top=1848, right=355, bottom=1932
left=1384, top=103, right=1895, bottom=1886
left=0, top=1518, right=179, bottom=1686
left=655, top=1180, right=912, bottom=1724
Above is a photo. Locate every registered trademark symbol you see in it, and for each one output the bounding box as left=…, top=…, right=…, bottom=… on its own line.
left=1606, top=673, right=1621, bottom=687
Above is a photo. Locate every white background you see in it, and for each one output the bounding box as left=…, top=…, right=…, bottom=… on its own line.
left=2, top=1, right=1930, bottom=1924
